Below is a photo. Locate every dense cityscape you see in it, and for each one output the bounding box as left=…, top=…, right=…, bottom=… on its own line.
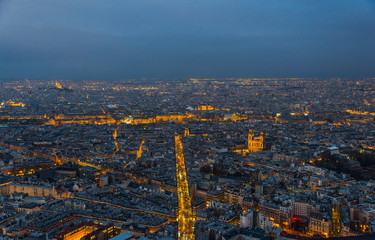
left=0, top=78, right=374, bottom=239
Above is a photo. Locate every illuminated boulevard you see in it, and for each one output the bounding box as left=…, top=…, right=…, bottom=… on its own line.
left=175, top=135, right=195, bottom=240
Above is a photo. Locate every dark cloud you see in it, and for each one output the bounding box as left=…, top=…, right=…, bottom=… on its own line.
left=0, top=0, right=374, bottom=80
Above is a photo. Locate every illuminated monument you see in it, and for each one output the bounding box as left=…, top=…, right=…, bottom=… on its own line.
left=248, top=129, right=264, bottom=153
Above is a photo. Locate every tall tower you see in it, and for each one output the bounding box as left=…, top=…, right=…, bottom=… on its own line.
left=332, top=200, right=341, bottom=237
left=248, top=129, right=254, bottom=145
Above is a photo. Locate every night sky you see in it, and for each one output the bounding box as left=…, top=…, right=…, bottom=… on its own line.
left=0, top=0, right=374, bottom=80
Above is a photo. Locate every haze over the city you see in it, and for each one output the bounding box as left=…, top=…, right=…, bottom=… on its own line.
left=1, top=0, right=375, bottom=80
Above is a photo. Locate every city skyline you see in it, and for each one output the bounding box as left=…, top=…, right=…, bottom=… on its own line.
left=0, top=78, right=374, bottom=239
left=1, top=1, right=375, bottom=239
